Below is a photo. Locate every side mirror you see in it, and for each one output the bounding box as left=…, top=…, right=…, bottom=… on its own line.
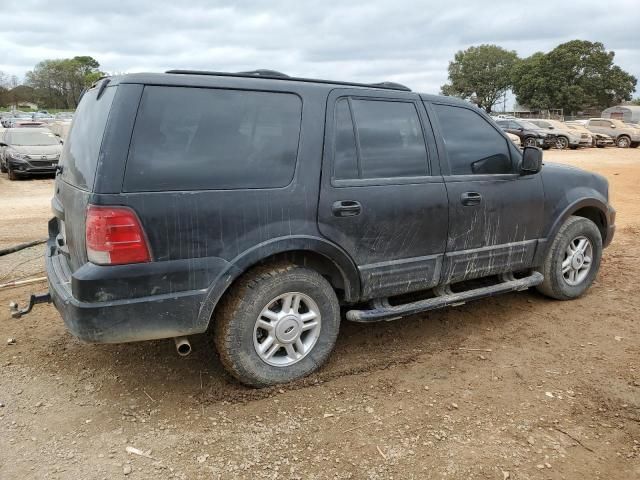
left=521, top=146, right=543, bottom=175
left=59, top=139, right=64, bottom=145
left=0, top=142, right=7, bottom=147
left=518, top=127, right=524, bottom=131
left=548, top=126, right=554, bottom=129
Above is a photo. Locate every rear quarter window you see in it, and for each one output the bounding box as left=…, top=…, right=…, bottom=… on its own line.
left=61, top=85, right=117, bottom=190
left=123, top=86, right=302, bottom=192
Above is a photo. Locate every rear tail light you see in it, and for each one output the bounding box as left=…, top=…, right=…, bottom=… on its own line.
left=85, top=205, right=151, bottom=265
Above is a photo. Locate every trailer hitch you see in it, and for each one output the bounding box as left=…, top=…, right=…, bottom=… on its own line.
left=9, top=292, right=52, bottom=319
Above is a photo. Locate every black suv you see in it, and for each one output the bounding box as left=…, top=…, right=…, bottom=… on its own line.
left=25, top=70, right=614, bottom=387
left=495, top=118, right=558, bottom=149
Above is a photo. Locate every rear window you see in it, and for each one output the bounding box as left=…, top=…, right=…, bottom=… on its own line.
left=60, top=85, right=117, bottom=190
left=123, top=86, right=302, bottom=192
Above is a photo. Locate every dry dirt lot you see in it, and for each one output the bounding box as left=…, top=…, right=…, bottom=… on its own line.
left=1, top=148, right=639, bottom=480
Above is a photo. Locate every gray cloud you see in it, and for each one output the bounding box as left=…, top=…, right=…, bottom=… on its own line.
left=0, top=0, right=638, bottom=96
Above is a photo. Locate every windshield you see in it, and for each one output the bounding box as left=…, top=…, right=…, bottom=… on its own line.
left=9, top=130, right=60, bottom=146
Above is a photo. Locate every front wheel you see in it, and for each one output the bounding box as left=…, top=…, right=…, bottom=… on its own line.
left=7, top=166, right=19, bottom=181
left=524, top=137, right=538, bottom=147
left=536, top=216, right=603, bottom=300
left=214, top=264, right=340, bottom=387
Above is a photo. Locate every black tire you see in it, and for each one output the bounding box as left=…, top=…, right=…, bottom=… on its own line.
left=630, top=142, right=639, bottom=149
left=536, top=216, right=602, bottom=300
left=214, top=263, right=340, bottom=387
left=0, top=161, right=6, bottom=173
left=7, top=166, right=19, bottom=181
left=616, top=135, right=631, bottom=148
left=556, top=136, right=569, bottom=150
left=524, top=137, right=537, bottom=147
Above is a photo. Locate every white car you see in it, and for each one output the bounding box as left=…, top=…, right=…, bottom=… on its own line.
left=506, top=132, right=521, bottom=147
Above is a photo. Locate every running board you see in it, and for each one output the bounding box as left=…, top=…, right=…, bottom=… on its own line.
left=346, top=271, right=543, bottom=323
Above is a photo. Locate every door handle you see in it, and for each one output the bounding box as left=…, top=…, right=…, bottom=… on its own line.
left=332, top=200, right=362, bottom=217
left=461, top=192, right=482, bottom=206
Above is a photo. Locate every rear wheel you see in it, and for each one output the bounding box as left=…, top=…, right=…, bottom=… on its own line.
left=616, top=135, right=631, bottom=148
left=524, top=137, right=537, bottom=147
left=536, top=216, right=602, bottom=300
left=214, top=264, right=340, bottom=387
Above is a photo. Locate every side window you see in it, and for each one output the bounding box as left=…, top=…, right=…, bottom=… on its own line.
left=496, top=120, right=508, bottom=128
left=124, top=86, right=302, bottom=191
left=433, top=104, right=513, bottom=175
left=351, top=99, right=428, bottom=179
left=333, top=99, right=359, bottom=179
left=333, top=98, right=428, bottom=180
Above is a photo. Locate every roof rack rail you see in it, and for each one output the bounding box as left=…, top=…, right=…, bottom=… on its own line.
left=165, top=69, right=412, bottom=92
left=369, top=81, right=411, bottom=91
left=236, top=69, right=290, bottom=78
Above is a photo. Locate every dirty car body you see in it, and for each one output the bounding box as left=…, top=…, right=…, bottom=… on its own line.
left=40, top=71, right=615, bottom=386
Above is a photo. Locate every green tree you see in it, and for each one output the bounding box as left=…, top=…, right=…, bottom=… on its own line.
left=25, top=56, right=104, bottom=109
left=512, top=40, right=637, bottom=115
left=630, top=98, right=640, bottom=106
left=5, top=85, right=36, bottom=108
left=440, top=44, right=518, bottom=113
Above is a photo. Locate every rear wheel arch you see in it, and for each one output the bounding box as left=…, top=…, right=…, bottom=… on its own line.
left=197, top=239, right=361, bottom=331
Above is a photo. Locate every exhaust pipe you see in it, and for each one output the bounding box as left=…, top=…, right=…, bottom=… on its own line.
left=174, top=337, right=192, bottom=356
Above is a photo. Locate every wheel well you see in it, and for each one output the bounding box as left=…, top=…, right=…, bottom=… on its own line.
left=252, top=250, right=347, bottom=298
left=573, top=206, right=606, bottom=240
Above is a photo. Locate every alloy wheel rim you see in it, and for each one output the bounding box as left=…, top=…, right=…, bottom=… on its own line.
left=561, top=235, right=593, bottom=286
left=253, top=292, right=321, bottom=367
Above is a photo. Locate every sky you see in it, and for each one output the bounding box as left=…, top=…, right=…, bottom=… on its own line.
left=0, top=0, right=639, bottom=102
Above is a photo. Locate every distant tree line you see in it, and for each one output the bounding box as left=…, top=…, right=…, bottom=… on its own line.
left=0, top=56, right=104, bottom=110
left=441, top=40, right=638, bottom=115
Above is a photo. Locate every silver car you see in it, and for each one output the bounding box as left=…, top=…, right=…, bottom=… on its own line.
left=529, top=119, right=591, bottom=150
left=0, top=128, right=63, bottom=180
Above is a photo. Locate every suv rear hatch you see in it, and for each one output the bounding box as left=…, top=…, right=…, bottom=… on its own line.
left=51, top=82, right=117, bottom=273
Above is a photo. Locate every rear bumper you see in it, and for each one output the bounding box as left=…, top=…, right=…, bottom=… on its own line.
left=46, top=240, right=229, bottom=343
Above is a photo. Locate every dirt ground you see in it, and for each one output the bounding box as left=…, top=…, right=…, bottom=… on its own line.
left=1, top=148, right=639, bottom=480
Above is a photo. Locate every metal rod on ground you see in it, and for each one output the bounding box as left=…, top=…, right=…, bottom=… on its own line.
left=0, top=239, right=47, bottom=257
left=0, top=276, right=47, bottom=290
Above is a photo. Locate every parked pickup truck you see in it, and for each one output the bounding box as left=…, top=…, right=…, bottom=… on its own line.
left=13, top=70, right=615, bottom=387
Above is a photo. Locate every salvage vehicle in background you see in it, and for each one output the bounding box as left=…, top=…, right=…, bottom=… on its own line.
left=528, top=119, right=591, bottom=150
left=494, top=118, right=557, bottom=149
left=1, top=112, right=33, bottom=128
left=565, top=122, right=613, bottom=148
left=584, top=118, right=640, bottom=148
left=0, top=127, right=62, bottom=180
left=13, top=71, right=615, bottom=387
